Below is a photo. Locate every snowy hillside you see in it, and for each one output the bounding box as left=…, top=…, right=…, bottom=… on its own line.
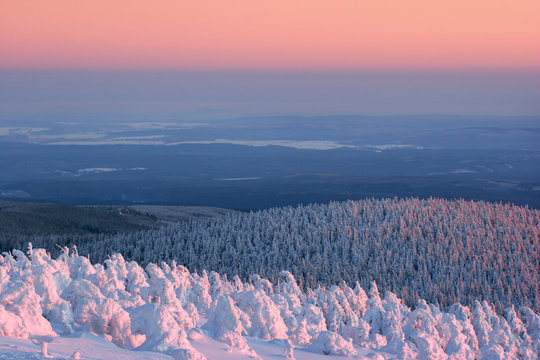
left=13, top=198, right=540, bottom=312
left=0, top=246, right=538, bottom=359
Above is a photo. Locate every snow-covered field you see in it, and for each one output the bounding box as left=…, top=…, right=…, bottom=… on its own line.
left=0, top=330, right=393, bottom=360
left=0, top=246, right=538, bottom=359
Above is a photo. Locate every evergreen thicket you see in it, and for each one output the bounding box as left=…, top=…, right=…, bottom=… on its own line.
left=6, top=198, right=538, bottom=312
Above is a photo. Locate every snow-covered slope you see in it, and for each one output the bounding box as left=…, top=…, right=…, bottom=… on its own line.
left=0, top=246, right=538, bottom=359
left=13, top=198, right=539, bottom=313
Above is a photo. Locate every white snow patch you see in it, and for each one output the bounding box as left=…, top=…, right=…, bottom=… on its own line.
left=77, top=168, right=119, bottom=174
left=120, top=122, right=209, bottom=130
left=28, top=132, right=107, bottom=141
left=0, top=127, right=50, bottom=136
left=365, top=144, right=424, bottom=150
left=0, top=189, right=31, bottom=198
left=450, top=169, right=476, bottom=174
left=58, top=168, right=147, bottom=176
left=168, top=139, right=354, bottom=150
left=111, top=135, right=166, bottom=141
left=215, top=177, right=260, bottom=181
left=49, top=140, right=167, bottom=145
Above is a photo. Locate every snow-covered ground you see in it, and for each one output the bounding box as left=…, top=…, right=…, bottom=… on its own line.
left=0, top=332, right=169, bottom=359
left=0, top=329, right=394, bottom=360
left=0, top=246, right=538, bottom=359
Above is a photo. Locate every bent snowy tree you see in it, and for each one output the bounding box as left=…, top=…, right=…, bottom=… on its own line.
left=0, top=247, right=538, bottom=359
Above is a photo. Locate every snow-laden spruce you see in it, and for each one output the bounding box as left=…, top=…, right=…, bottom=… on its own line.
left=12, top=197, right=539, bottom=313
left=0, top=246, right=538, bottom=359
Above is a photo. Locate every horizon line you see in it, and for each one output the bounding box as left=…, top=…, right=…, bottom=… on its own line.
left=2, top=66, right=540, bottom=73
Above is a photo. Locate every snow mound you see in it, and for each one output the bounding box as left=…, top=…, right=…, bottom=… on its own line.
left=0, top=245, right=538, bottom=359
left=306, top=331, right=357, bottom=356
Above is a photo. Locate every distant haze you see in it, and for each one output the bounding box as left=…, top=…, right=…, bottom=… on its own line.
left=1, top=71, right=539, bottom=123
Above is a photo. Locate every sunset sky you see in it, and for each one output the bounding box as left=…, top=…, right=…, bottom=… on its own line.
left=1, top=1, right=539, bottom=117
left=2, top=0, right=539, bottom=70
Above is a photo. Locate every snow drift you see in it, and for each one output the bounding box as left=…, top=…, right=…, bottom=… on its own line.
left=0, top=245, right=538, bottom=359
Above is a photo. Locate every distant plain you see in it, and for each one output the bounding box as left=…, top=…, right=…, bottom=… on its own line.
left=0, top=115, right=538, bottom=209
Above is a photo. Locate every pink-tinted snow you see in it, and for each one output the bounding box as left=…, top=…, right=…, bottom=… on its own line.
left=0, top=246, right=538, bottom=359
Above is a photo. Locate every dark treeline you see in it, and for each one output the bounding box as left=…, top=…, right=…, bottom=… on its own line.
left=4, top=197, right=538, bottom=313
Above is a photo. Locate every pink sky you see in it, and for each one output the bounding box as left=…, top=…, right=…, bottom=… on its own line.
left=1, top=0, right=539, bottom=70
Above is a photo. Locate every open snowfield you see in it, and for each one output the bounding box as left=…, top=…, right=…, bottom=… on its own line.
left=0, top=333, right=395, bottom=360
left=0, top=332, right=170, bottom=359
left=0, top=246, right=538, bottom=359
left=0, top=331, right=393, bottom=360
left=0, top=318, right=391, bottom=360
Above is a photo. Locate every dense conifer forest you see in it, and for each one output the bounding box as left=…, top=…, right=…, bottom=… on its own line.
left=5, top=198, right=539, bottom=313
